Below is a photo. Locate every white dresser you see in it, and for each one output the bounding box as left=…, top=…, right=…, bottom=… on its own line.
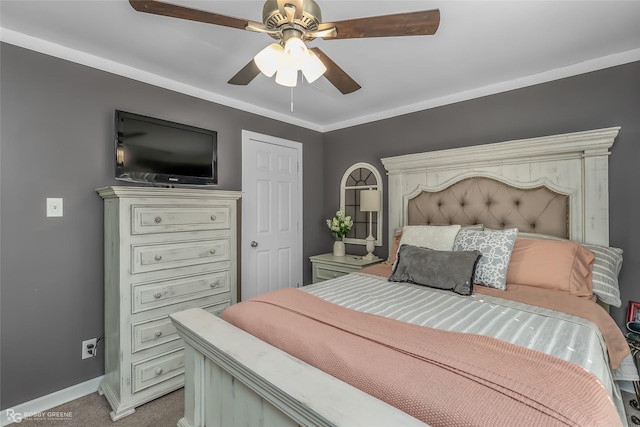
left=96, top=186, right=241, bottom=420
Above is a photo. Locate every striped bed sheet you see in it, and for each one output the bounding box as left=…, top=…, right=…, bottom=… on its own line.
left=303, top=272, right=632, bottom=425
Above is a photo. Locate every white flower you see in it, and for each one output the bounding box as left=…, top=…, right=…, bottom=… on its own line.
left=326, top=209, right=352, bottom=238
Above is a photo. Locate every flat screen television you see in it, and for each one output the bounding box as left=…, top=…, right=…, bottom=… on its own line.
left=115, top=110, right=217, bottom=186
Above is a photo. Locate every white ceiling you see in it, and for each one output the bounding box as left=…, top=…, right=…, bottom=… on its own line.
left=2, top=1, right=640, bottom=132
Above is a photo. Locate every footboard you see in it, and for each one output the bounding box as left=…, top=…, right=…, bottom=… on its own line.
left=170, top=308, right=428, bottom=427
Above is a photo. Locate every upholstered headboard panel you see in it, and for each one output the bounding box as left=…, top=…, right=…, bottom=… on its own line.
left=382, top=127, right=620, bottom=249
left=407, top=177, right=569, bottom=238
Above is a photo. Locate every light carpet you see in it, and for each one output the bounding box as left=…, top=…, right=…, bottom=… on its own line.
left=9, top=388, right=640, bottom=426
left=7, top=388, right=183, bottom=427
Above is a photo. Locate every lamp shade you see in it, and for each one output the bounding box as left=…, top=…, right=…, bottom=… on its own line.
left=360, top=189, right=381, bottom=212
left=301, top=50, right=327, bottom=83
left=275, top=64, right=298, bottom=87
left=254, top=43, right=284, bottom=77
left=283, top=37, right=308, bottom=64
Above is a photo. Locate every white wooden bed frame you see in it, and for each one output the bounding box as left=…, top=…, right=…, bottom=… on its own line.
left=171, top=126, right=620, bottom=427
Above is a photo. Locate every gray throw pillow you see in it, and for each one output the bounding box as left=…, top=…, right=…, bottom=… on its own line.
left=389, top=245, right=482, bottom=296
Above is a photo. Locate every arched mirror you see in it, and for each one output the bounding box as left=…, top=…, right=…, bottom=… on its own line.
left=339, top=163, right=383, bottom=246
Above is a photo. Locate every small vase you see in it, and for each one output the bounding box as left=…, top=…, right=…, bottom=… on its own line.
left=333, top=239, right=346, bottom=257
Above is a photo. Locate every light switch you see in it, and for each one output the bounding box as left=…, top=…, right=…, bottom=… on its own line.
left=46, top=198, right=63, bottom=217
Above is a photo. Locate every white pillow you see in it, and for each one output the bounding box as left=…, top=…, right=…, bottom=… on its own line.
left=393, top=225, right=462, bottom=269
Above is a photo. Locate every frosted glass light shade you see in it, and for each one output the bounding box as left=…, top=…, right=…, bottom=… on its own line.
left=360, top=189, right=381, bottom=212
left=254, top=37, right=321, bottom=88
left=283, top=37, right=307, bottom=64
left=301, top=50, right=327, bottom=83
left=254, top=43, right=284, bottom=77
left=275, top=65, right=298, bottom=87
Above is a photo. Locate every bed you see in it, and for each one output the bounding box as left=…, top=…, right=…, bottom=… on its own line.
left=170, top=126, right=634, bottom=426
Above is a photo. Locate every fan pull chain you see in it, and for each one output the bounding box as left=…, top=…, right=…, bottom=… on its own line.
left=290, top=85, right=294, bottom=113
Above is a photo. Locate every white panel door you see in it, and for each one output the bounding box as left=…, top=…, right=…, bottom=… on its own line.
left=242, top=130, right=302, bottom=301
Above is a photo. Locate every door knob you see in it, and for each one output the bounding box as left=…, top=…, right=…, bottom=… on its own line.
left=250, top=241, right=258, bottom=248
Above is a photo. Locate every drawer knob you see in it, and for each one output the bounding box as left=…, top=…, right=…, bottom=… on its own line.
left=154, top=216, right=162, bottom=223
left=154, top=254, right=162, bottom=261
left=154, top=292, right=162, bottom=299
left=210, top=281, right=219, bottom=288
left=209, top=249, right=216, bottom=255
left=155, top=368, right=163, bottom=376
left=210, top=214, right=217, bottom=221
left=155, top=331, right=163, bottom=338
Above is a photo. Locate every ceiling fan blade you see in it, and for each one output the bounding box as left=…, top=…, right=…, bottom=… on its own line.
left=306, top=27, right=337, bottom=39
left=319, top=9, right=440, bottom=39
left=228, top=60, right=261, bottom=86
left=310, top=48, right=361, bottom=95
left=129, top=0, right=248, bottom=30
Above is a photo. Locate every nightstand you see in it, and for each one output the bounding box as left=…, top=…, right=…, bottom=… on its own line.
left=310, top=253, right=382, bottom=284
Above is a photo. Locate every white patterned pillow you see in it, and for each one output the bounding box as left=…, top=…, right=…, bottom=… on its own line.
left=393, top=225, right=462, bottom=269
left=453, top=228, right=518, bottom=290
left=518, top=232, right=623, bottom=307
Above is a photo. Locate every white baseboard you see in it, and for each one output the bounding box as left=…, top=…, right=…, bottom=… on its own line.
left=1, top=376, right=104, bottom=426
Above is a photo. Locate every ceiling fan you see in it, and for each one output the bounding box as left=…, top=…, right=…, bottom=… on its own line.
left=129, top=0, right=440, bottom=94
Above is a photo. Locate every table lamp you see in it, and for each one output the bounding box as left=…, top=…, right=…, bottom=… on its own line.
left=360, top=189, right=381, bottom=260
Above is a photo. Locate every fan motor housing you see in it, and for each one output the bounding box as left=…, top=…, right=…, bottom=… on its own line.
left=262, top=0, right=322, bottom=38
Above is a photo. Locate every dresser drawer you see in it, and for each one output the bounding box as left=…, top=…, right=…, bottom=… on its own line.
left=132, top=300, right=231, bottom=352
left=132, top=271, right=230, bottom=313
left=131, top=205, right=230, bottom=235
left=131, top=239, right=229, bottom=275
left=132, top=316, right=179, bottom=353
left=132, top=348, right=184, bottom=393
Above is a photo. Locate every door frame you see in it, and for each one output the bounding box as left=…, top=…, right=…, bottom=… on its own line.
left=241, top=130, right=303, bottom=301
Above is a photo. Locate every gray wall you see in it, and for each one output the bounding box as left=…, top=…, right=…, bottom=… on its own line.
left=0, top=43, right=324, bottom=409
left=323, top=60, right=640, bottom=330
left=2, top=40, right=638, bottom=410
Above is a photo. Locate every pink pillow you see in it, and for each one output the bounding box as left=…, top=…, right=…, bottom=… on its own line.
left=506, top=238, right=595, bottom=297
left=387, top=229, right=403, bottom=265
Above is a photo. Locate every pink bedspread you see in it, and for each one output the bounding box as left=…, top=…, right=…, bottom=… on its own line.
left=223, top=288, right=622, bottom=427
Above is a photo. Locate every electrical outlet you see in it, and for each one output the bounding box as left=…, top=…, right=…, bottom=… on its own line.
left=82, top=338, right=97, bottom=360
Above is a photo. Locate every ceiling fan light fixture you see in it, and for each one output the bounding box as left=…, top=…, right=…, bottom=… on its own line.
left=254, top=43, right=284, bottom=77
left=130, top=1, right=440, bottom=94
left=275, top=64, right=298, bottom=87
left=300, top=49, right=326, bottom=83
left=283, top=36, right=308, bottom=64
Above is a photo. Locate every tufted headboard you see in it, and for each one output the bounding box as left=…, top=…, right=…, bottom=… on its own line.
left=381, top=127, right=620, bottom=257
left=407, top=177, right=569, bottom=238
